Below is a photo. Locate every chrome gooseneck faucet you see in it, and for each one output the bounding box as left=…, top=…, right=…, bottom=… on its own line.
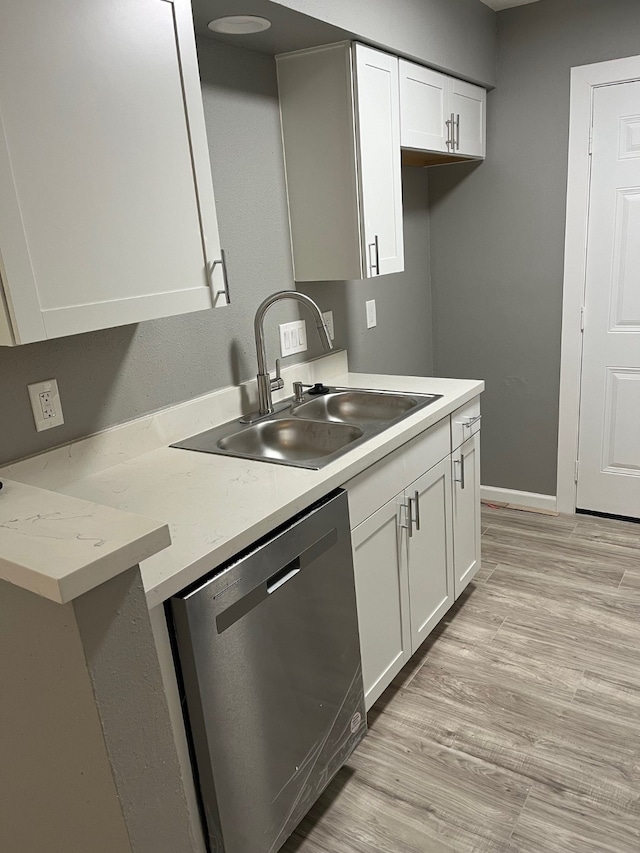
left=252, top=291, right=333, bottom=418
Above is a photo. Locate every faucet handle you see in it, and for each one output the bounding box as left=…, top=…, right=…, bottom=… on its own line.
left=270, top=358, right=285, bottom=393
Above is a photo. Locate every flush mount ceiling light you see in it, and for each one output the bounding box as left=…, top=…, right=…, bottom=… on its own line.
left=208, top=15, right=272, bottom=35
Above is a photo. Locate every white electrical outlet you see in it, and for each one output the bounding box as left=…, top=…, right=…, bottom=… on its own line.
left=322, top=310, right=335, bottom=341
left=279, top=320, right=308, bottom=357
left=28, top=379, right=64, bottom=432
left=366, top=299, right=377, bottom=329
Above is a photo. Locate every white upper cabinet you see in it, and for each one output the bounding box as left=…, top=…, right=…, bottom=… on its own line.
left=399, top=59, right=486, bottom=161
left=0, top=0, right=228, bottom=347
left=277, top=42, right=404, bottom=281
left=450, top=79, right=486, bottom=159
left=353, top=44, right=404, bottom=277
left=399, top=62, right=449, bottom=153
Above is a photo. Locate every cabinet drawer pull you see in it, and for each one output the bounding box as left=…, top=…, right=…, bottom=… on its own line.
left=455, top=113, right=460, bottom=151
left=211, top=248, right=231, bottom=305
left=406, top=498, right=414, bottom=538
left=454, top=455, right=465, bottom=489
left=463, top=414, right=482, bottom=429
left=413, top=490, right=420, bottom=531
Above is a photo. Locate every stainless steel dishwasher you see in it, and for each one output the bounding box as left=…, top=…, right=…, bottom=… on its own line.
left=170, top=489, right=366, bottom=853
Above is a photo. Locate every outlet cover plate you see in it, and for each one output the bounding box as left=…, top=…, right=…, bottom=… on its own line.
left=28, top=379, right=64, bottom=432
left=279, top=320, right=307, bottom=357
left=366, top=299, right=377, bottom=329
left=322, top=311, right=335, bottom=341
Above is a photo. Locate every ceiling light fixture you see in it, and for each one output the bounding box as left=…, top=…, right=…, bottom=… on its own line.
left=208, top=15, right=272, bottom=35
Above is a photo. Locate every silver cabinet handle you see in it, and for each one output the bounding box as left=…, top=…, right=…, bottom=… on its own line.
left=454, top=455, right=466, bottom=489
left=445, top=113, right=455, bottom=150
left=368, top=235, right=380, bottom=276
left=455, top=114, right=460, bottom=151
left=413, top=490, right=420, bottom=531
left=463, top=414, right=482, bottom=429
left=406, top=498, right=414, bottom=538
left=211, top=248, right=231, bottom=305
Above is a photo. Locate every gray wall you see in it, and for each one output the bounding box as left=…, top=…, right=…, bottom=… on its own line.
left=0, top=39, right=437, bottom=466
left=428, top=0, right=640, bottom=496
left=300, top=167, right=434, bottom=377
left=0, top=569, right=201, bottom=853
left=272, top=0, right=497, bottom=87
left=0, top=580, right=133, bottom=853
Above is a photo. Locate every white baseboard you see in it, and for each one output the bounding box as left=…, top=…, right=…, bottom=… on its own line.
left=480, top=486, right=557, bottom=512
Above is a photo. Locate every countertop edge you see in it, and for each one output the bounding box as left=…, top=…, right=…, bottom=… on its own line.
left=0, top=479, right=172, bottom=604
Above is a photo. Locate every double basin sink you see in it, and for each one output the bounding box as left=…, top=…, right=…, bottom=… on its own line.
left=173, top=387, right=442, bottom=470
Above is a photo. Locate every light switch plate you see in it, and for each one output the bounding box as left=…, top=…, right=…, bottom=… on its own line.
left=366, top=299, right=377, bottom=329
left=322, top=311, right=335, bottom=341
left=28, top=379, right=64, bottom=432
left=279, top=320, right=307, bottom=357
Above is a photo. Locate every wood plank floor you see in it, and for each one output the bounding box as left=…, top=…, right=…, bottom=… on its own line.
left=282, top=505, right=640, bottom=853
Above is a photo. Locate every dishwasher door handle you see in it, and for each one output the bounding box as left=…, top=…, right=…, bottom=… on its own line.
left=214, top=528, right=338, bottom=633
left=267, top=559, right=300, bottom=594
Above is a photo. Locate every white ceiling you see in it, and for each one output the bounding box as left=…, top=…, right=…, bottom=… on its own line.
left=479, top=0, right=541, bottom=10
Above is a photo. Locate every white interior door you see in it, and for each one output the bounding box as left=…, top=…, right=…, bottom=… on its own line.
left=577, top=81, right=640, bottom=519
left=353, top=44, right=404, bottom=277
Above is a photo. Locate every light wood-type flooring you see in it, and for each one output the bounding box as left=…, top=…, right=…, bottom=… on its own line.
left=282, top=504, right=640, bottom=853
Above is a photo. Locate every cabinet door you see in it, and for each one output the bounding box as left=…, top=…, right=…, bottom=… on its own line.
left=449, top=79, right=486, bottom=159
left=353, top=44, right=404, bottom=277
left=399, top=60, right=449, bottom=153
left=0, top=0, right=226, bottom=345
left=351, top=495, right=410, bottom=710
left=452, top=432, right=482, bottom=598
left=406, top=457, right=455, bottom=653
left=276, top=43, right=364, bottom=283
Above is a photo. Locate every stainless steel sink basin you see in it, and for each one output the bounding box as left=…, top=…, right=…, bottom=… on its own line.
left=172, top=387, right=443, bottom=470
left=218, top=419, right=363, bottom=463
left=292, top=390, right=435, bottom=424
left=173, top=416, right=364, bottom=469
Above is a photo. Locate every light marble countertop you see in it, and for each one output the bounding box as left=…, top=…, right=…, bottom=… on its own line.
left=0, top=479, right=171, bottom=604
left=57, top=371, right=483, bottom=608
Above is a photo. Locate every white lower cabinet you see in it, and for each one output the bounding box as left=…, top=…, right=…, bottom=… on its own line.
left=452, top=431, right=482, bottom=598
left=406, top=457, right=455, bottom=652
left=346, top=399, right=481, bottom=711
left=346, top=418, right=457, bottom=710
left=351, top=496, right=411, bottom=707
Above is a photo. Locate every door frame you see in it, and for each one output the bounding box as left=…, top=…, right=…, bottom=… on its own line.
left=556, top=54, right=640, bottom=514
